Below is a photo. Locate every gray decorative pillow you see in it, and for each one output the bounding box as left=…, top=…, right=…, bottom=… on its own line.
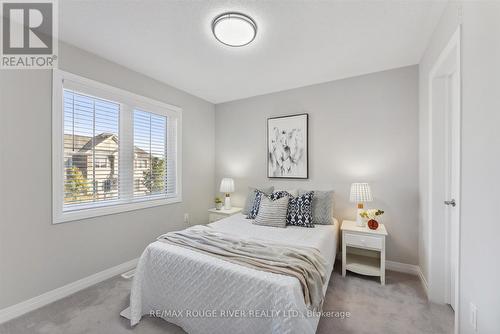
left=299, top=189, right=334, bottom=225
left=242, top=186, right=274, bottom=215
left=253, top=195, right=290, bottom=228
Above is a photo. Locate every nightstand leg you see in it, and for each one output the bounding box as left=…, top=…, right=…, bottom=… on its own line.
left=380, top=247, right=385, bottom=285
left=342, top=235, right=346, bottom=277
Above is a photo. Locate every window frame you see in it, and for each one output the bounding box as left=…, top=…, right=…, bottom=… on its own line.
left=52, top=69, right=182, bottom=224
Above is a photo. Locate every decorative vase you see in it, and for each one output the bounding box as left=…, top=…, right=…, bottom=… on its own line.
left=215, top=202, right=223, bottom=210
left=367, top=219, right=379, bottom=230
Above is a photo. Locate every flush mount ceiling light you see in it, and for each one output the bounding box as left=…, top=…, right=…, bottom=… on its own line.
left=212, top=12, right=257, bottom=47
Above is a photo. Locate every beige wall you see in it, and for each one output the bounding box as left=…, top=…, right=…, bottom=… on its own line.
left=0, top=42, right=215, bottom=309
left=215, top=65, right=419, bottom=265
left=419, top=2, right=500, bottom=332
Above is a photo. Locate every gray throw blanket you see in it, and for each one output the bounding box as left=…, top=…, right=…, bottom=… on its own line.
left=158, top=225, right=327, bottom=311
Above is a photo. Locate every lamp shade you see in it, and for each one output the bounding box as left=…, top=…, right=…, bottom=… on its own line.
left=349, top=183, right=373, bottom=203
left=219, top=178, right=235, bottom=193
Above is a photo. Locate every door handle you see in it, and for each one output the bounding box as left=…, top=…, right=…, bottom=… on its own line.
left=444, top=199, right=456, bottom=207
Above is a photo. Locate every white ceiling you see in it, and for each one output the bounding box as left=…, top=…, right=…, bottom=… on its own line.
left=60, top=0, right=446, bottom=104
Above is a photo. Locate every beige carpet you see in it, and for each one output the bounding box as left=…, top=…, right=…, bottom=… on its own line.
left=0, top=262, right=453, bottom=334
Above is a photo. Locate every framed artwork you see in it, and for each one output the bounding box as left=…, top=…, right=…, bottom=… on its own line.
left=267, top=113, right=308, bottom=179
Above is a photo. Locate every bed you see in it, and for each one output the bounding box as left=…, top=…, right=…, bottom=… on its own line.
left=124, top=213, right=339, bottom=334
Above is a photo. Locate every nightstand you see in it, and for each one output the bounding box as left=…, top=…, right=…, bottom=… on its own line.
left=341, top=220, right=388, bottom=285
left=208, top=207, right=243, bottom=223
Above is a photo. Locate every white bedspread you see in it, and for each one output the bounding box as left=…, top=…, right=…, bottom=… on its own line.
left=126, top=214, right=339, bottom=334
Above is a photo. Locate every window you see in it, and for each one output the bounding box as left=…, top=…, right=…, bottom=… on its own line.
left=63, top=90, right=119, bottom=205
left=53, top=70, right=182, bottom=223
left=133, top=110, right=167, bottom=197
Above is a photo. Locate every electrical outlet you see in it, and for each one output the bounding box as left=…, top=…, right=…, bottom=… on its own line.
left=470, top=302, right=477, bottom=332
left=184, top=213, right=189, bottom=225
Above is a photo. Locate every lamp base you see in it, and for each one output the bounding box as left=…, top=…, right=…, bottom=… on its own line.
left=356, top=210, right=365, bottom=227
left=356, top=203, right=365, bottom=227
left=224, top=195, right=232, bottom=210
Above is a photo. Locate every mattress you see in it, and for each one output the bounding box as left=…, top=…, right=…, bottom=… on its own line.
left=126, top=214, right=339, bottom=334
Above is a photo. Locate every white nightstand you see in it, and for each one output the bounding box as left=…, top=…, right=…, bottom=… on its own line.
left=341, top=220, right=388, bottom=285
left=208, top=207, right=243, bottom=223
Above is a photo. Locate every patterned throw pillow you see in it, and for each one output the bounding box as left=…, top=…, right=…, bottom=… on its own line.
left=247, top=190, right=265, bottom=219
left=275, top=189, right=298, bottom=197
left=287, top=191, right=314, bottom=227
left=247, top=190, right=290, bottom=219
left=298, top=189, right=334, bottom=225
left=253, top=195, right=290, bottom=228
left=270, top=190, right=290, bottom=200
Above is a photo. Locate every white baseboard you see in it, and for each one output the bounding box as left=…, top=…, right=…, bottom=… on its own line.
left=382, top=261, right=429, bottom=296
left=385, top=260, right=420, bottom=275
left=0, top=258, right=138, bottom=324
left=416, top=266, right=429, bottom=296
left=383, top=261, right=429, bottom=296
left=121, top=268, right=136, bottom=279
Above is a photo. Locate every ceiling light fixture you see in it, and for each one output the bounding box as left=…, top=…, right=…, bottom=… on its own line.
left=212, top=12, right=257, bottom=47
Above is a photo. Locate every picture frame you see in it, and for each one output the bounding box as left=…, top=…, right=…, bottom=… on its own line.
left=267, top=113, right=308, bottom=179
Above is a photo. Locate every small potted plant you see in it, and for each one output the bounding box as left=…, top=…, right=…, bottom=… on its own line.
left=359, top=209, right=385, bottom=230
left=215, top=197, right=223, bottom=210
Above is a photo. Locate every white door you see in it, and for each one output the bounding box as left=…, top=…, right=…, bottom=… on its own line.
left=428, top=27, right=460, bottom=332
left=444, top=69, right=460, bottom=311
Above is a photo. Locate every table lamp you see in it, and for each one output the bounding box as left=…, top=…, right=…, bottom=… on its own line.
left=220, top=178, right=235, bottom=210
left=350, top=183, right=373, bottom=227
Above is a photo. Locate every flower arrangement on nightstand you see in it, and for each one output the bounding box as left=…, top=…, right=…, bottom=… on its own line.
left=360, top=209, right=385, bottom=230
left=214, top=197, right=223, bottom=210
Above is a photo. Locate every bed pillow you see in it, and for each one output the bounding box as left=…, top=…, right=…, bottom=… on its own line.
left=270, top=190, right=290, bottom=200
left=276, top=189, right=298, bottom=197
left=242, top=186, right=274, bottom=215
left=287, top=191, right=314, bottom=227
left=253, top=195, right=290, bottom=228
left=298, top=189, right=334, bottom=225
left=247, top=190, right=290, bottom=219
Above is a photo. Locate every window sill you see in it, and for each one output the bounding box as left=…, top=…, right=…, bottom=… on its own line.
left=53, top=196, right=182, bottom=224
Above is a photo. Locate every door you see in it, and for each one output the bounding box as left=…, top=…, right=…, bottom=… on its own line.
left=428, top=27, right=460, bottom=333
left=444, top=70, right=460, bottom=311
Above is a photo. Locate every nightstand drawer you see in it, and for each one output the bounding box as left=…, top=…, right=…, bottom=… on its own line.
left=344, top=233, right=383, bottom=250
